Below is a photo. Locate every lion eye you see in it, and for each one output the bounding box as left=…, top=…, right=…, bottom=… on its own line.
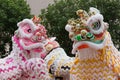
left=92, top=20, right=101, bottom=30
left=27, top=29, right=32, bottom=33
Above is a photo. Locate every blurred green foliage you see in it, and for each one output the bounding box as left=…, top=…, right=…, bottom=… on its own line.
left=39, top=0, right=120, bottom=56
left=0, top=0, right=31, bottom=57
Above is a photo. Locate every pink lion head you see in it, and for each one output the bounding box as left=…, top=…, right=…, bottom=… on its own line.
left=13, top=16, right=60, bottom=59
left=13, top=16, right=48, bottom=58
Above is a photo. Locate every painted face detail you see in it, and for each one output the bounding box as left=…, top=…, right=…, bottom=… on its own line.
left=32, top=25, right=47, bottom=42
left=15, top=17, right=48, bottom=51
left=22, top=23, right=32, bottom=34
left=65, top=7, right=109, bottom=52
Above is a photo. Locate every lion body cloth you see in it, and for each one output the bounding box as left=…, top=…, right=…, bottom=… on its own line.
left=65, top=7, right=120, bottom=80
left=0, top=16, right=52, bottom=80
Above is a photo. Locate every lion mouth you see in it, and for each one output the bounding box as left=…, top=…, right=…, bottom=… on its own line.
left=22, top=38, right=36, bottom=46
left=76, top=37, right=104, bottom=50
left=72, top=32, right=107, bottom=54
left=13, top=35, right=45, bottom=50
left=20, top=38, right=45, bottom=50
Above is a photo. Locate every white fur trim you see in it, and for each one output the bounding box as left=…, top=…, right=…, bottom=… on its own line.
left=49, top=37, right=56, bottom=41
left=87, top=14, right=104, bottom=34
left=89, top=7, right=100, bottom=14
left=45, top=48, right=69, bottom=63
left=17, top=19, right=37, bottom=31
left=77, top=48, right=99, bottom=60
left=42, top=37, right=57, bottom=46
left=65, top=24, right=72, bottom=32
left=20, top=39, right=44, bottom=50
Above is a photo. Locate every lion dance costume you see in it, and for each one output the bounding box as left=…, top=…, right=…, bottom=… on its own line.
left=65, top=7, right=120, bottom=80
left=0, top=16, right=52, bottom=80
left=1, top=7, right=120, bottom=80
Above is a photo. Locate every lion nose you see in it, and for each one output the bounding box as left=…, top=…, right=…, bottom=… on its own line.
left=31, top=32, right=41, bottom=42
left=35, top=32, right=43, bottom=41
left=36, top=32, right=41, bottom=37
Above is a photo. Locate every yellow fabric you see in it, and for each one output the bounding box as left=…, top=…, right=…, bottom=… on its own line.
left=70, top=32, right=120, bottom=80
left=70, top=54, right=117, bottom=80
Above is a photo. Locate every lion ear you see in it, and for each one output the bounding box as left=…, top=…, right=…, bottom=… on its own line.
left=89, top=7, right=100, bottom=15
left=17, top=19, right=30, bottom=27
left=50, top=37, right=56, bottom=41
left=65, top=24, right=72, bottom=32
left=17, top=21, right=24, bottom=27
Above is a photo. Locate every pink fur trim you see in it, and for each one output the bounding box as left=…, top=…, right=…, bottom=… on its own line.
left=0, top=66, right=17, bottom=73
left=6, top=58, right=13, bottom=64
left=13, top=36, right=23, bottom=50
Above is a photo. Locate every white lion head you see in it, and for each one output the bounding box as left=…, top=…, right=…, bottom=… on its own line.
left=65, top=7, right=109, bottom=54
